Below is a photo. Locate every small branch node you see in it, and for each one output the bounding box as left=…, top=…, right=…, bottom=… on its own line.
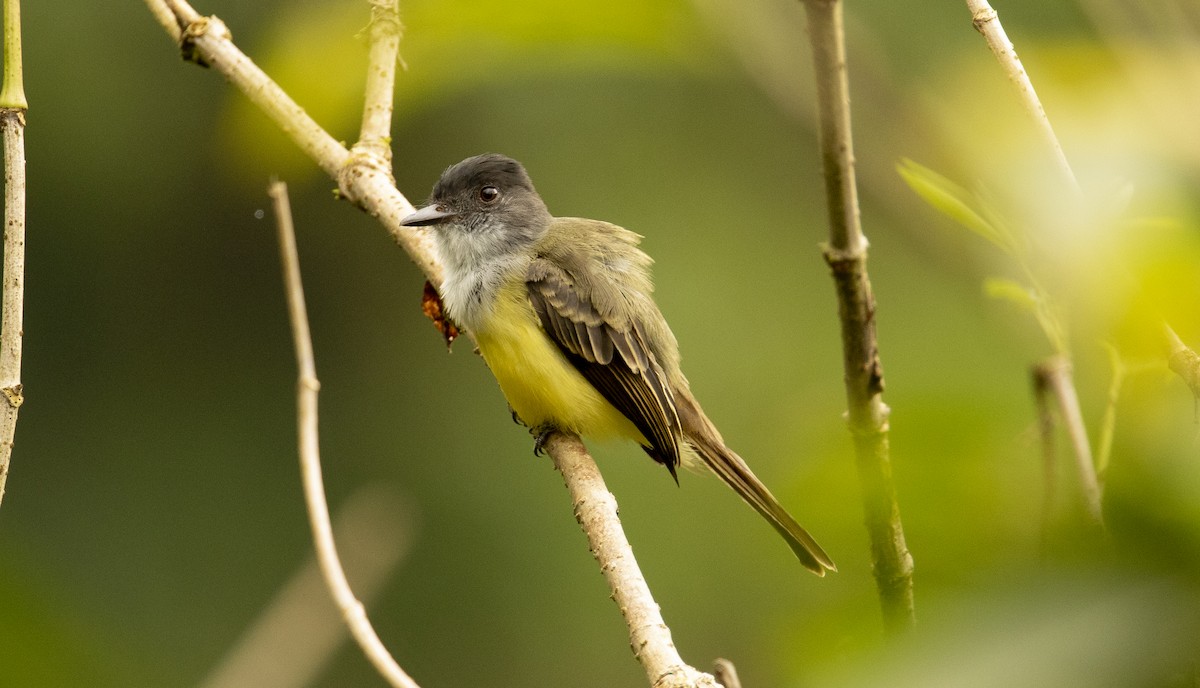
left=179, top=15, right=231, bottom=67
left=1, top=384, right=22, bottom=408
left=338, top=148, right=396, bottom=207
left=712, top=658, right=742, bottom=688
left=970, top=6, right=998, bottom=33
left=1167, top=338, right=1200, bottom=401
left=821, top=241, right=868, bottom=268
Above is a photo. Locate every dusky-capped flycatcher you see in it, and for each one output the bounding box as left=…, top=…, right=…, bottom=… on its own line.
left=401, top=154, right=835, bottom=575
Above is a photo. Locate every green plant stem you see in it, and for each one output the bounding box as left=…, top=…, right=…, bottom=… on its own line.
left=801, top=0, right=915, bottom=634
left=1095, top=346, right=1124, bottom=485
left=0, top=0, right=26, bottom=110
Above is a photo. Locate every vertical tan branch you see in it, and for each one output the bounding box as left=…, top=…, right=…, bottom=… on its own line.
left=1032, top=357, right=1104, bottom=526
left=0, top=0, right=28, bottom=508
left=270, top=181, right=421, bottom=688
left=1032, top=366, right=1057, bottom=548
left=800, top=0, right=915, bottom=633
left=544, top=432, right=718, bottom=688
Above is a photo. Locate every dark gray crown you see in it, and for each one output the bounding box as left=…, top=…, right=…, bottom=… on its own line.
left=432, top=153, right=536, bottom=201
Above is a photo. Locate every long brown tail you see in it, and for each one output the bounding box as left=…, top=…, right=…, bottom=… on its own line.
left=673, top=389, right=835, bottom=575
left=694, top=438, right=836, bottom=575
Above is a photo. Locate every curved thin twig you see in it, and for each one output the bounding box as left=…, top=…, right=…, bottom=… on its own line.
left=271, top=180, right=422, bottom=688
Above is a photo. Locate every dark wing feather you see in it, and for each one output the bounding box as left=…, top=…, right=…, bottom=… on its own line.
left=527, top=268, right=682, bottom=472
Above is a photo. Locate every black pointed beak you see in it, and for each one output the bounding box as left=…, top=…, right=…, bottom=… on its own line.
left=400, top=204, right=457, bottom=227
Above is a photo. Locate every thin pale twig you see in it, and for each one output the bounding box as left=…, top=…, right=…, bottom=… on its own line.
left=144, top=0, right=183, bottom=42
left=965, top=0, right=1080, bottom=194
left=201, top=488, right=413, bottom=688
left=271, top=180, right=422, bottom=688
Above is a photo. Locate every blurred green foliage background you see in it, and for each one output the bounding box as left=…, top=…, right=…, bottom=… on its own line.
left=2, top=0, right=1199, bottom=686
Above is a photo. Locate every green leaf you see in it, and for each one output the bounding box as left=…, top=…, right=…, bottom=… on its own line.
left=983, top=277, right=1069, bottom=354
left=983, top=277, right=1037, bottom=312
left=897, top=159, right=1017, bottom=255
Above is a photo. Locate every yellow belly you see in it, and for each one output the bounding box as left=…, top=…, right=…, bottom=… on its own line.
left=473, top=284, right=646, bottom=444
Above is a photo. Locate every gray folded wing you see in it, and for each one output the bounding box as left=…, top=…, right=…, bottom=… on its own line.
left=526, top=264, right=682, bottom=473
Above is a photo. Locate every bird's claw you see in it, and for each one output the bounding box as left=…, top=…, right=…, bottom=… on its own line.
left=531, top=424, right=557, bottom=456
left=509, top=405, right=527, bottom=427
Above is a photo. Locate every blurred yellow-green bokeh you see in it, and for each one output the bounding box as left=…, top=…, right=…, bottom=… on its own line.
left=2, top=1, right=1198, bottom=686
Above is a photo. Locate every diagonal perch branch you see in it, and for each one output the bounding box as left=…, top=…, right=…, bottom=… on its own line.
left=545, top=432, right=719, bottom=688
left=145, top=2, right=722, bottom=685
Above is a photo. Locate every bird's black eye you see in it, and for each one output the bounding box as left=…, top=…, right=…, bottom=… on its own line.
left=479, top=186, right=500, bottom=203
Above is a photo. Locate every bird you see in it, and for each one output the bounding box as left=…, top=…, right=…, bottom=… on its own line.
left=401, top=153, right=835, bottom=575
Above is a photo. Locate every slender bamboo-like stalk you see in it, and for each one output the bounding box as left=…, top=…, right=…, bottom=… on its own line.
left=1, top=0, right=26, bottom=110
left=800, top=0, right=915, bottom=633
left=0, top=0, right=28, bottom=508
left=271, top=181, right=422, bottom=688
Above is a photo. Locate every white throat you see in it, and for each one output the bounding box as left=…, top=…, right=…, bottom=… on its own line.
left=435, top=231, right=530, bottom=332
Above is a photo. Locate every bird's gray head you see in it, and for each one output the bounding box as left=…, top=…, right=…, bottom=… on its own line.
left=400, top=154, right=552, bottom=270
